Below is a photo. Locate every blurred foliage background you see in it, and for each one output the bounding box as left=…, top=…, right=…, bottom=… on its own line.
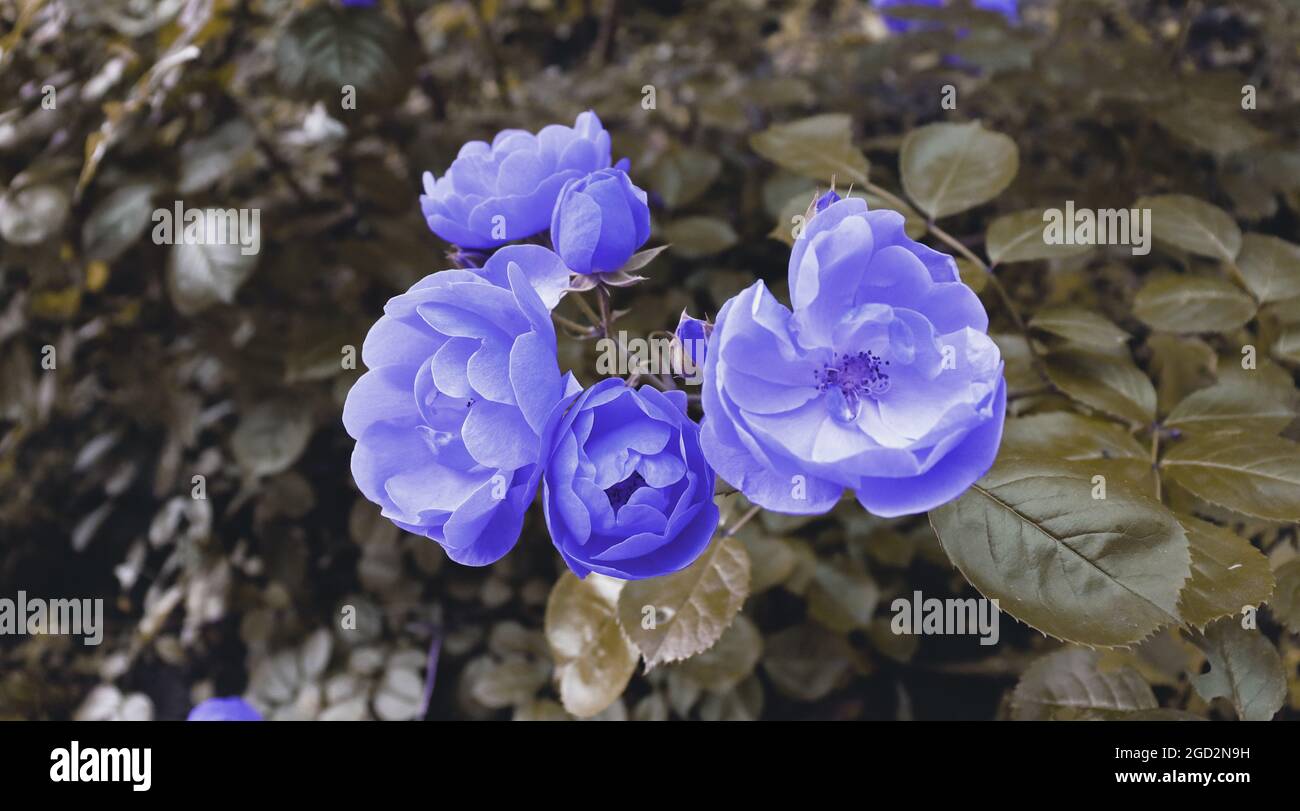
left=2, top=0, right=1299, bottom=720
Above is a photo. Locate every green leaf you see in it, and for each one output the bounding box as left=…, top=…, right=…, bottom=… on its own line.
left=1269, top=559, right=1300, bottom=634
left=178, top=121, right=256, bottom=195
left=1137, top=194, right=1241, bottom=261
left=81, top=183, right=155, bottom=262
left=663, top=216, right=738, bottom=258
left=275, top=4, right=413, bottom=107
left=1237, top=233, right=1300, bottom=304
left=231, top=400, right=314, bottom=478
left=1132, top=274, right=1257, bottom=334
left=807, top=558, right=878, bottom=633
left=986, top=209, right=1091, bottom=265
left=929, top=458, right=1189, bottom=647
left=1163, top=378, right=1296, bottom=436
left=900, top=121, right=1018, bottom=219
left=1189, top=619, right=1286, bottom=721
left=1272, top=324, right=1300, bottom=365
left=1176, top=515, right=1274, bottom=630
left=1044, top=348, right=1157, bottom=426
left=760, top=623, right=855, bottom=702
left=1153, top=100, right=1268, bottom=158
left=646, top=147, right=722, bottom=209
left=1161, top=434, right=1300, bottom=522
left=617, top=535, right=750, bottom=669
left=545, top=572, right=637, bottom=719
left=0, top=183, right=70, bottom=246
left=166, top=225, right=261, bottom=316
left=749, top=114, right=869, bottom=185
left=673, top=614, right=762, bottom=692
left=1028, top=306, right=1130, bottom=349
left=1000, top=412, right=1150, bottom=486
left=1011, top=648, right=1157, bottom=721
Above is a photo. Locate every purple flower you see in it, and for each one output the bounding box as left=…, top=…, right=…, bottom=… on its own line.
left=541, top=379, right=720, bottom=579
left=700, top=197, right=1005, bottom=518
left=550, top=168, right=651, bottom=275
left=420, top=112, right=613, bottom=250
left=873, top=0, right=1019, bottom=33
left=343, top=245, right=576, bottom=565
left=187, top=697, right=262, bottom=721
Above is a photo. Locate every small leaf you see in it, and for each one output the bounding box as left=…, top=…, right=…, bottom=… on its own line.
left=1136, top=194, right=1241, bottom=261
left=1269, top=560, right=1300, bottom=634
left=646, top=147, right=722, bottom=209
left=231, top=400, right=314, bottom=478
left=930, top=458, right=1190, bottom=647
left=617, top=535, right=750, bottom=669
left=1163, top=378, right=1296, bottom=436
left=81, top=183, right=155, bottom=262
left=1011, top=648, right=1156, bottom=721
left=1162, top=434, right=1300, bottom=522
left=1153, top=100, right=1268, bottom=157
left=673, top=614, right=762, bottom=692
left=806, top=559, right=878, bottom=633
left=663, top=217, right=738, bottom=258
left=1000, top=412, right=1150, bottom=485
left=749, top=114, right=869, bottom=185
left=545, top=572, right=637, bottom=719
left=1236, top=233, right=1300, bottom=304
left=166, top=225, right=261, bottom=316
left=900, top=121, right=1018, bottom=219
left=1028, top=306, right=1129, bottom=349
left=0, top=183, right=70, bottom=245
left=1176, top=515, right=1274, bottom=629
left=1133, top=274, right=1256, bottom=334
left=1044, top=348, right=1157, bottom=426
left=760, top=623, right=854, bottom=702
left=1274, top=325, right=1300, bottom=365
left=1189, top=619, right=1286, bottom=721
left=617, top=244, right=670, bottom=274
left=178, top=121, right=256, bottom=195
left=986, top=208, right=1091, bottom=264
left=275, top=4, right=413, bottom=108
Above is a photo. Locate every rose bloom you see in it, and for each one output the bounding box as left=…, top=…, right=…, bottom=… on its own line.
left=541, top=378, right=719, bottom=579
left=343, top=245, right=574, bottom=565
left=420, top=111, right=613, bottom=249
left=700, top=196, right=1005, bottom=517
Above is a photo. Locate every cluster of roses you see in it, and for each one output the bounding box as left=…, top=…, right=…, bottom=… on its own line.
left=343, top=112, right=1005, bottom=581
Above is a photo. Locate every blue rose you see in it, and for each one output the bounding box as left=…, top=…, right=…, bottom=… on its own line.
left=343, top=245, right=576, bottom=565
left=187, top=697, right=262, bottom=721
left=550, top=167, right=651, bottom=275
left=420, top=111, right=613, bottom=249
left=872, top=0, right=1019, bottom=33
left=674, top=309, right=712, bottom=381
left=700, top=197, right=1005, bottom=518
left=541, top=378, right=720, bottom=579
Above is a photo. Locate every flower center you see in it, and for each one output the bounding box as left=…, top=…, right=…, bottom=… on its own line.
left=605, top=472, right=647, bottom=512
left=814, top=350, right=891, bottom=423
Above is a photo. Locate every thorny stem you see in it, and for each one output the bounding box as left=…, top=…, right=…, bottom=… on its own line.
left=723, top=504, right=762, bottom=538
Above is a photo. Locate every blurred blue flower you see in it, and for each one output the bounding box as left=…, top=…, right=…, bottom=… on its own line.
left=420, top=111, right=613, bottom=249
left=700, top=197, right=1005, bottom=517
left=187, top=697, right=262, bottom=721
left=542, top=379, right=719, bottom=579
left=343, top=245, right=576, bottom=565
left=550, top=168, right=651, bottom=275
left=873, top=0, right=1019, bottom=33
